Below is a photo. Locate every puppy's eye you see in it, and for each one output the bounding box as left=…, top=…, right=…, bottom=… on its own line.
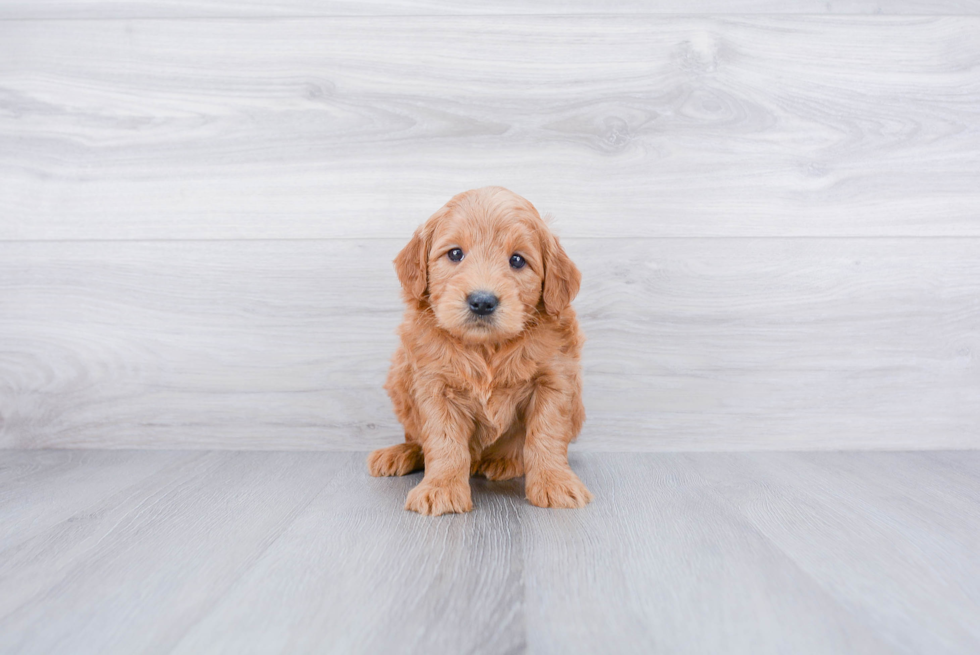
left=509, top=254, right=526, bottom=269
left=447, top=248, right=464, bottom=262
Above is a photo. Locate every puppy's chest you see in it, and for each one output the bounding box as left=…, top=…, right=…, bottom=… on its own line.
left=447, top=359, right=534, bottom=434
left=453, top=381, right=530, bottom=443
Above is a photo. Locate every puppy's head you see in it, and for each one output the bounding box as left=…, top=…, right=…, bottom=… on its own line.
left=394, top=187, right=580, bottom=343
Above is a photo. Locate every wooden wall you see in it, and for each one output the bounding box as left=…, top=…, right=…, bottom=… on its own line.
left=1, top=4, right=978, bottom=450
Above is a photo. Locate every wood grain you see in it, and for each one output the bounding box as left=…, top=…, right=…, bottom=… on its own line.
left=0, top=451, right=335, bottom=654
left=1, top=238, right=977, bottom=451
left=2, top=450, right=978, bottom=653
left=4, top=1, right=980, bottom=19
left=522, top=453, right=895, bottom=654
left=689, top=452, right=980, bottom=654
left=0, top=449, right=197, bottom=551
left=2, top=16, right=979, bottom=239
left=170, top=455, right=526, bottom=655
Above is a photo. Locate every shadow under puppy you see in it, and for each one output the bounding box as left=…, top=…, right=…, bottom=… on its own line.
left=368, top=187, right=592, bottom=516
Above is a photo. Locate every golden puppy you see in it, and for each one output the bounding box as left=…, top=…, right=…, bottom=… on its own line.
left=367, top=186, right=592, bottom=516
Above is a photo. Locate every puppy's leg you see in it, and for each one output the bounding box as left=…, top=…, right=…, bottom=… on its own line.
left=367, top=441, right=424, bottom=477
left=523, top=381, right=593, bottom=509
left=373, top=347, right=426, bottom=477
left=404, top=391, right=474, bottom=516
left=475, top=424, right=525, bottom=481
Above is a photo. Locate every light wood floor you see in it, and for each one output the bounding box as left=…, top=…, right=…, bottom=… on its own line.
left=1, top=449, right=978, bottom=654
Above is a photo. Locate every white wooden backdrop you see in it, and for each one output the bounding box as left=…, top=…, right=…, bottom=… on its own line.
left=1, top=3, right=978, bottom=450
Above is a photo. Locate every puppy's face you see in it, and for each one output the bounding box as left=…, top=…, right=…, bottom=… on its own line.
left=426, top=208, right=544, bottom=342
left=395, top=187, right=580, bottom=344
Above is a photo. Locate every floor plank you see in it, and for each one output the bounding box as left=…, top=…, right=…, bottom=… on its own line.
left=0, top=449, right=198, bottom=552
left=521, top=453, right=894, bottom=654
left=1, top=450, right=978, bottom=654
left=690, top=452, right=980, bottom=655
left=2, top=238, right=977, bottom=451
left=2, top=16, right=978, bottom=239
left=0, top=449, right=112, bottom=486
left=0, top=451, right=335, bottom=654
left=170, top=456, right=525, bottom=655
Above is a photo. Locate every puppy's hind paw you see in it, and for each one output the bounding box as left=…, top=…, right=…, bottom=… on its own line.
left=476, top=456, right=524, bottom=481
left=367, top=443, right=424, bottom=477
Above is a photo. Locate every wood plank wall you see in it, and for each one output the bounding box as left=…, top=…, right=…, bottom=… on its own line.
left=1, top=3, right=978, bottom=450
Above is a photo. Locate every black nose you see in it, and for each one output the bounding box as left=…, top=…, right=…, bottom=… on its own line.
left=467, top=291, right=498, bottom=316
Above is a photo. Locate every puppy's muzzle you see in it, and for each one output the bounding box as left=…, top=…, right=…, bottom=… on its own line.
left=467, top=291, right=498, bottom=316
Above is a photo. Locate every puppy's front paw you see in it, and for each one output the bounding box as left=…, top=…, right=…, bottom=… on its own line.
left=526, top=470, right=593, bottom=509
left=405, top=480, right=473, bottom=516
left=476, top=456, right=524, bottom=481
left=368, top=443, right=423, bottom=477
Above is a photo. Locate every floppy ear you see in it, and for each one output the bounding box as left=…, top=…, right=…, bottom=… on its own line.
left=393, top=223, right=431, bottom=301
left=542, top=233, right=581, bottom=316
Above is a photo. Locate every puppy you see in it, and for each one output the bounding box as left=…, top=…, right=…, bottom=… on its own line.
left=367, top=187, right=592, bottom=516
